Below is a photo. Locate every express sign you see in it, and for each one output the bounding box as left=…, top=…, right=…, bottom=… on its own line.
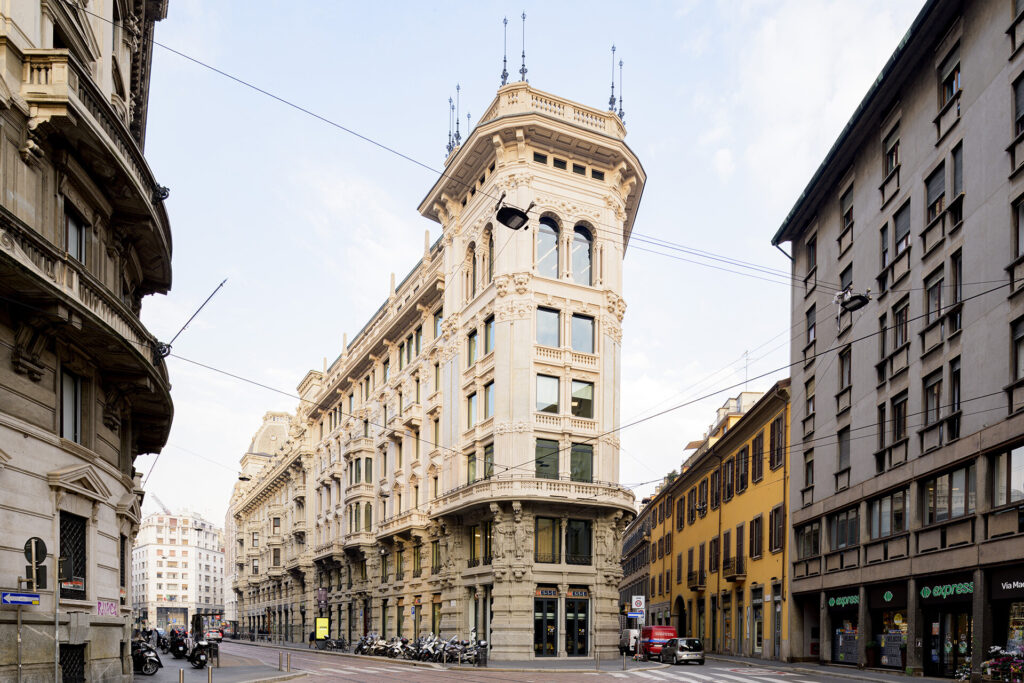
left=920, top=581, right=973, bottom=601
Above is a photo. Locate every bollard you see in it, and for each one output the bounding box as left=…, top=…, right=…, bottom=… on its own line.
left=278, top=651, right=282, bottom=671
left=207, top=666, right=213, bottom=683
left=623, top=651, right=626, bottom=670
left=178, top=670, right=184, bottom=683
left=287, top=653, right=291, bottom=672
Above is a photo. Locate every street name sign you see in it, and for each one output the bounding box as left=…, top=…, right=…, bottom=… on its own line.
left=627, top=611, right=644, bottom=618
left=2, top=592, right=40, bottom=606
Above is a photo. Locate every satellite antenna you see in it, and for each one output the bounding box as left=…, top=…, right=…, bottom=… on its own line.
left=519, top=12, right=528, bottom=82
left=501, top=17, right=509, bottom=86
left=618, top=58, right=625, bottom=121
left=608, top=45, right=617, bottom=111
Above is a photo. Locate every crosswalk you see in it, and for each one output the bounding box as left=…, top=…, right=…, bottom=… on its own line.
left=603, top=669, right=818, bottom=682
left=300, top=664, right=427, bottom=677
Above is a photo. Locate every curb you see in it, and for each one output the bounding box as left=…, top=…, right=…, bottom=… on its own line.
left=707, top=655, right=939, bottom=682
left=226, top=640, right=670, bottom=674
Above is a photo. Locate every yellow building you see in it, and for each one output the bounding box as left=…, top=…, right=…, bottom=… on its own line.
left=670, top=381, right=791, bottom=661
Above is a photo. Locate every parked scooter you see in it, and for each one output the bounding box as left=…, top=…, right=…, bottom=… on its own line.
left=131, top=639, right=163, bottom=676
left=189, top=638, right=211, bottom=669
left=168, top=630, right=188, bottom=659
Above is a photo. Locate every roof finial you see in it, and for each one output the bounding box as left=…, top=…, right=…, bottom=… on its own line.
left=454, top=84, right=462, bottom=146
left=618, top=58, right=625, bottom=122
left=519, top=12, right=528, bottom=82
left=608, top=44, right=617, bottom=111
left=501, top=17, right=509, bottom=86
left=467, top=111, right=472, bottom=134
left=446, top=96, right=454, bottom=155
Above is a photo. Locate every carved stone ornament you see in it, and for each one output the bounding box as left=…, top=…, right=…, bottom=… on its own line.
left=513, top=272, right=530, bottom=295
left=494, top=421, right=530, bottom=435
left=494, top=274, right=510, bottom=297
left=11, top=321, right=48, bottom=382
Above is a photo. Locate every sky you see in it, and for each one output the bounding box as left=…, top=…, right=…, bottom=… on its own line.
left=133, top=0, right=924, bottom=524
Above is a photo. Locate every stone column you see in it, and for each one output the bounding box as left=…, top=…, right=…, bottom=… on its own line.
left=820, top=592, right=831, bottom=664
left=857, top=584, right=869, bottom=668
left=972, top=568, right=990, bottom=683
left=907, top=577, right=922, bottom=674
left=558, top=583, right=568, bottom=658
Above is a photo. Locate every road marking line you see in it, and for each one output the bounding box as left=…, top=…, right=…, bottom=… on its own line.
left=713, top=673, right=768, bottom=683
left=629, top=672, right=660, bottom=679
left=319, top=667, right=355, bottom=674
left=608, top=674, right=628, bottom=679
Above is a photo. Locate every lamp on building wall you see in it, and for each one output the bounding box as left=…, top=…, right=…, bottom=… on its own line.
left=494, top=192, right=535, bottom=230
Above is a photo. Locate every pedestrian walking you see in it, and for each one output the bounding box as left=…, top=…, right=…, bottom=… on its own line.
left=309, top=630, right=315, bottom=648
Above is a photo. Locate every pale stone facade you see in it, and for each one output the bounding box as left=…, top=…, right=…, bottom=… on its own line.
left=130, top=511, right=225, bottom=631
left=0, top=1, right=173, bottom=682
left=231, top=81, right=644, bottom=659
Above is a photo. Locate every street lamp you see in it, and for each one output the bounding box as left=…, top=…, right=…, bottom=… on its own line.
left=494, top=193, right=535, bottom=230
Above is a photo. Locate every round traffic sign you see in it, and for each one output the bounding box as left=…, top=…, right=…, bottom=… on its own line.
left=24, top=537, right=46, bottom=563
left=633, top=597, right=644, bottom=609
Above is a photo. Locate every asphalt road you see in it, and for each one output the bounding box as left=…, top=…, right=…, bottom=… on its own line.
left=192, top=641, right=886, bottom=683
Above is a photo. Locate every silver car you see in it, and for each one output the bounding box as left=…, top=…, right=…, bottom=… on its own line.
left=661, top=637, right=705, bottom=665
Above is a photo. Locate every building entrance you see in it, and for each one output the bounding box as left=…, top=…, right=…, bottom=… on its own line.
left=534, top=597, right=558, bottom=657
left=925, top=609, right=972, bottom=678
left=565, top=597, right=589, bottom=656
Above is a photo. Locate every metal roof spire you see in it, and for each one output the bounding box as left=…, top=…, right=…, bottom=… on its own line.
left=454, top=84, right=462, bottom=146
left=618, top=58, right=625, bottom=122
left=608, top=45, right=617, bottom=111
left=446, top=96, right=454, bottom=155
left=501, top=17, right=509, bottom=86
left=519, top=12, right=528, bottom=82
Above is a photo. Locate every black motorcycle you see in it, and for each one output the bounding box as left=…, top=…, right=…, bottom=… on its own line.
left=131, top=640, right=163, bottom=676
left=189, top=638, right=211, bottom=669
left=168, top=631, right=188, bottom=659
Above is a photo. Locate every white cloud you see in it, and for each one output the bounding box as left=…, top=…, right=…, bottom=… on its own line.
left=713, top=148, right=735, bottom=180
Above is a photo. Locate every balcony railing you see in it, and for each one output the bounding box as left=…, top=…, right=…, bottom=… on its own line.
left=687, top=570, right=706, bottom=590
left=566, top=553, right=592, bottom=566
left=723, top=555, right=745, bottom=581
left=467, top=558, right=480, bottom=568
left=412, top=568, right=422, bottom=578
left=395, top=572, right=404, bottom=581
left=431, top=565, right=440, bottom=575
left=534, top=552, right=560, bottom=564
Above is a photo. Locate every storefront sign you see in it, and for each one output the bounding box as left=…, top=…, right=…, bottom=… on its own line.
left=536, top=588, right=558, bottom=597
left=919, top=581, right=973, bottom=601
left=568, top=589, right=589, bottom=598
left=869, top=584, right=907, bottom=609
left=828, top=594, right=860, bottom=608
left=991, top=567, right=1024, bottom=600
left=315, top=617, right=329, bottom=639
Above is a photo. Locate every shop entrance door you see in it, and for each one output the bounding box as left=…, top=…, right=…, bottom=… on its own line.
left=565, top=599, right=589, bottom=656
left=925, top=609, right=972, bottom=678
left=534, top=598, right=557, bottom=657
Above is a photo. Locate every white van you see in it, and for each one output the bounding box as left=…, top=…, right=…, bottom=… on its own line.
left=619, top=629, right=639, bottom=655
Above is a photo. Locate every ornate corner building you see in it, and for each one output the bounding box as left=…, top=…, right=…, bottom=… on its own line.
left=230, top=80, right=644, bottom=660
left=0, top=1, right=173, bottom=681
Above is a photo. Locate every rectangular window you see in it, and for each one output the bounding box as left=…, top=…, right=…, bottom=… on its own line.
left=894, top=203, right=911, bottom=255
left=880, top=225, right=890, bottom=271
left=415, top=326, right=422, bottom=355
left=467, top=331, right=477, bottom=366
left=839, top=264, right=853, bottom=292
left=952, top=142, right=963, bottom=200
left=251, top=532, right=259, bottom=547
left=806, top=235, right=817, bottom=273
left=750, top=515, right=763, bottom=557
left=484, top=316, right=495, bottom=355
left=433, top=309, right=444, bottom=338
left=535, top=439, right=558, bottom=479
left=466, top=392, right=477, bottom=428
left=272, top=517, right=280, bottom=534
left=566, top=520, right=592, bottom=564
left=570, top=380, right=594, bottom=418
left=805, top=377, right=815, bottom=416
left=829, top=507, right=859, bottom=549
left=869, top=489, right=907, bottom=539
left=60, top=511, right=87, bottom=600
left=272, top=548, right=281, bottom=566
left=892, top=393, right=908, bottom=442
left=60, top=369, right=83, bottom=444
left=736, top=446, right=749, bottom=493
left=467, top=452, right=477, bottom=484
left=804, top=450, right=815, bottom=487
left=66, top=210, right=86, bottom=264
left=365, top=456, right=372, bottom=482
left=837, top=427, right=850, bottom=472
left=534, top=517, right=560, bottom=562
left=533, top=152, right=548, bottom=164
left=483, top=443, right=494, bottom=479
left=939, top=45, right=961, bottom=107
left=877, top=404, right=887, bottom=452
left=698, top=479, right=708, bottom=516
left=431, top=541, right=441, bottom=571
left=709, top=537, right=719, bottom=572
left=1014, top=319, right=1024, bottom=381
left=536, top=375, right=559, bottom=413
left=751, top=433, right=764, bottom=482
left=924, top=371, right=943, bottom=426
left=484, top=381, right=494, bottom=419
left=572, top=163, right=586, bottom=175
left=949, top=357, right=962, bottom=440
left=769, top=415, right=785, bottom=470
left=926, top=163, right=945, bottom=222
left=1016, top=77, right=1024, bottom=137
left=710, top=469, right=721, bottom=509
left=884, top=127, right=900, bottom=175
left=994, top=446, right=1024, bottom=507
left=570, top=444, right=593, bottom=482
left=722, top=459, right=735, bottom=501
left=537, top=308, right=560, bottom=347
left=838, top=348, right=852, bottom=390
left=925, top=268, right=944, bottom=324
left=893, top=301, right=909, bottom=348
left=769, top=505, right=785, bottom=552
left=797, top=521, right=820, bottom=559
left=840, top=187, right=854, bottom=232
left=571, top=314, right=594, bottom=353
left=924, top=463, right=976, bottom=524
left=676, top=497, right=685, bottom=530
left=806, top=305, right=816, bottom=344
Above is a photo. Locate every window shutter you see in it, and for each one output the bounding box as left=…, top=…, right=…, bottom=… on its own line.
left=939, top=46, right=959, bottom=81
left=894, top=204, right=911, bottom=242
left=952, top=146, right=963, bottom=196
left=926, top=164, right=945, bottom=207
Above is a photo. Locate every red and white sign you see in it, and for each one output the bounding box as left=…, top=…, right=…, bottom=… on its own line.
left=632, top=595, right=646, bottom=610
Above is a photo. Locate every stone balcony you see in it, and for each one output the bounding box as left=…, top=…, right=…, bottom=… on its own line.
left=343, top=531, right=375, bottom=549
left=534, top=412, right=598, bottom=435
left=346, top=437, right=375, bottom=455
left=345, top=483, right=374, bottom=503
left=291, top=484, right=306, bottom=503
left=401, top=403, right=423, bottom=431
left=377, top=509, right=428, bottom=539
left=433, top=475, right=634, bottom=516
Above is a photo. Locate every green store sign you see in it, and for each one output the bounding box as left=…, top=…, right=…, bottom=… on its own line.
left=920, top=582, right=974, bottom=600
left=883, top=590, right=894, bottom=603
left=828, top=595, right=859, bottom=608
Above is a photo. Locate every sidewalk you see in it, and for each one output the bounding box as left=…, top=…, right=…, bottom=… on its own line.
left=228, top=638, right=668, bottom=673
left=707, top=652, right=949, bottom=682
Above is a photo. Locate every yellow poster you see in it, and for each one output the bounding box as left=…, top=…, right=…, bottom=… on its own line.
left=315, top=618, right=329, bottom=639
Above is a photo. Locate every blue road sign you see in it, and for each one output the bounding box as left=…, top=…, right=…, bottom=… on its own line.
left=627, top=611, right=644, bottom=619
left=2, top=592, right=40, bottom=606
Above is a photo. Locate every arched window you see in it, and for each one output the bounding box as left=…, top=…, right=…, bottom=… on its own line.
left=572, top=225, right=593, bottom=285
left=467, top=242, right=477, bottom=299
left=537, top=217, right=560, bottom=279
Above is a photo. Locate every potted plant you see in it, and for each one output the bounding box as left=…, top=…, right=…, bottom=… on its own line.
left=865, top=640, right=879, bottom=668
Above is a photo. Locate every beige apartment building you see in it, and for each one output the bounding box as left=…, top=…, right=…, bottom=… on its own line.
left=131, top=510, right=225, bottom=631
left=0, top=2, right=174, bottom=681
left=231, top=80, right=644, bottom=659
left=773, top=0, right=1024, bottom=677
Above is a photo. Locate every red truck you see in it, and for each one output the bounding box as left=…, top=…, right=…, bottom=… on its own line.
left=641, top=625, right=678, bottom=660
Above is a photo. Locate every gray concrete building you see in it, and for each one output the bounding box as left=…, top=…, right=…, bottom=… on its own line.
left=0, top=1, right=173, bottom=681
left=772, top=0, right=1024, bottom=677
